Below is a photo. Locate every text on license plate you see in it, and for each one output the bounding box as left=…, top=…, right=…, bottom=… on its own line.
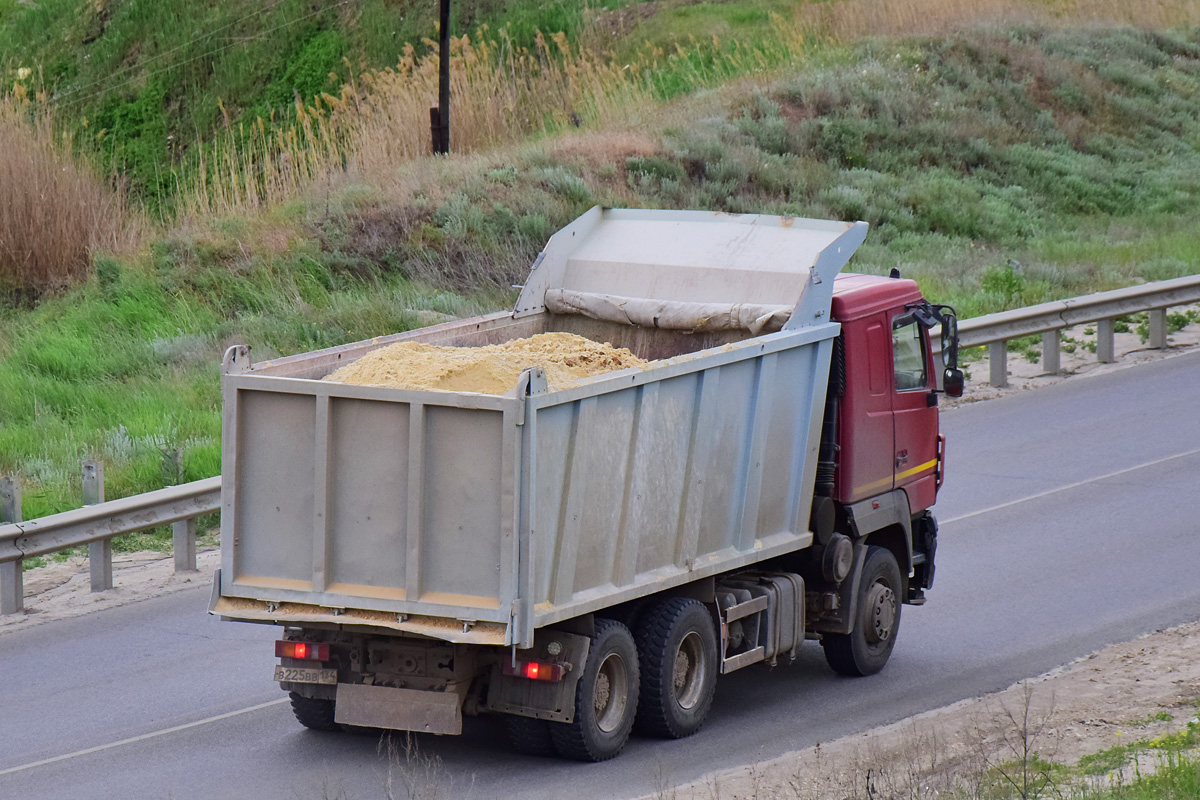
left=274, top=665, right=338, bottom=685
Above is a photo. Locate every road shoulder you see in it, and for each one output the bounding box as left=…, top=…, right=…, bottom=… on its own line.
left=649, top=618, right=1200, bottom=799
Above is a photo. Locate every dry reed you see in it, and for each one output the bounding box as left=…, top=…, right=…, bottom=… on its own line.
left=180, top=0, right=1200, bottom=218
left=798, top=0, right=1200, bottom=40
left=179, top=25, right=785, bottom=217
left=0, top=95, right=138, bottom=296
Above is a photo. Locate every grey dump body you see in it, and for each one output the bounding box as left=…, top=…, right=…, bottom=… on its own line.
left=212, top=208, right=868, bottom=649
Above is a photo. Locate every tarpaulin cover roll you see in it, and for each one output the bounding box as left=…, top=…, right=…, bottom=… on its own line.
left=545, top=288, right=793, bottom=335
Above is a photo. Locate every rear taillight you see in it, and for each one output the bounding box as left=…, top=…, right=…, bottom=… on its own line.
left=501, top=660, right=564, bottom=682
left=275, top=640, right=330, bottom=661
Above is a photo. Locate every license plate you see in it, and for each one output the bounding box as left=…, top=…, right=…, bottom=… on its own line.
left=274, top=665, right=338, bottom=685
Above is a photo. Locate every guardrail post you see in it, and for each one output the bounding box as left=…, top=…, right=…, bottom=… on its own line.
left=163, top=448, right=197, bottom=572
left=83, top=460, right=113, bottom=592
left=1097, top=319, right=1115, bottom=363
left=1148, top=309, right=1167, bottom=349
left=1042, top=330, right=1060, bottom=375
left=174, top=518, right=197, bottom=572
left=988, top=341, right=1008, bottom=388
left=164, top=448, right=198, bottom=572
left=1, top=476, right=22, bottom=615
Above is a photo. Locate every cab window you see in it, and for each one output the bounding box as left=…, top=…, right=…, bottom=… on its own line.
left=892, top=318, right=927, bottom=391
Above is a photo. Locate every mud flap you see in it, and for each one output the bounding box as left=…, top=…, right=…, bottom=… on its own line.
left=334, top=684, right=463, bottom=735
left=483, top=630, right=590, bottom=722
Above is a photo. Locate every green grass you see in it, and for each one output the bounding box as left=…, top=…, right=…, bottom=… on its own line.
left=1075, top=752, right=1200, bottom=800
left=611, top=0, right=797, bottom=59
left=1080, top=743, right=1138, bottom=776
left=0, top=0, right=623, bottom=211
left=1129, top=711, right=1174, bottom=727
left=1077, top=721, right=1200, bottom=778
left=0, top=211, right=490, bottom=525
left=3, top=21, right=1200, bottom=534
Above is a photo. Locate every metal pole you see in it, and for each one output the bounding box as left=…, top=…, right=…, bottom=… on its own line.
left=83, top=460, right=113, bottom=592
left=1, top=476, right=22, bottom=615
left=1042, top=330, right=1060, bottom=375
left=165, top=449, right=197, bottom=572
left=1096, top=318, right=1115, bottom=363
left=432, top=0, right=451, bottom=154
left=174, top=518, right=197, bottom=573
left=988, top=341, right=1008, bottom=388
left=1148, top=308, right=1167, bottom=349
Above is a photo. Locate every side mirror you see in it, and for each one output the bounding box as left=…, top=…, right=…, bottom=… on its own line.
left=943, top=368, right=965, bottom=398
left=940, top=313, right=959, bottom=371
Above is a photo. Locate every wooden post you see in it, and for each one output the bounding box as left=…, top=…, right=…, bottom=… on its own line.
left=1, top=476, right=22, bottom=615
left=83, top=460, right=113, bottom=592
left=432, top=0, right=452, bottom=154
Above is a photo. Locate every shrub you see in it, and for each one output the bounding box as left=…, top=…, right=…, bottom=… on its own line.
left=0, top=100, right=134, bottom=300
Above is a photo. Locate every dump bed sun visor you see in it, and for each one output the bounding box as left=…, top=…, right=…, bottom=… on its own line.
left=515, top=207, right=868, bottom=331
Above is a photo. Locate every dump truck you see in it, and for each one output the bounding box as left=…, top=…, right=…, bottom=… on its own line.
left=210, top=207, right=964, bottom=761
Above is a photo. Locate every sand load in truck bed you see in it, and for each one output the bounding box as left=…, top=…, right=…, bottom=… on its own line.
left=323, top=332, right=647, bottom=394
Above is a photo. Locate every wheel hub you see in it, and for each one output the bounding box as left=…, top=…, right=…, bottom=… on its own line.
left=593, top=653, right=628, bottom=733
left=594, top=673, right=611, bottom=714
left=672, top=631, right=707, bottom=710
left=864, top=581, right=896, bottom=644
left=673, top=651, right=690, bottom=691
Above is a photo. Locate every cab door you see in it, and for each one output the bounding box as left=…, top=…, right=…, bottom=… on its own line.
left=836, top=313, right=895, bottom=503
left=890, top=314, right=939, bottom=513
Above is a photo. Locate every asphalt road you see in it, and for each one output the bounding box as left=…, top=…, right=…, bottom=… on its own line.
left=2, top=351, right=1198, bottom=800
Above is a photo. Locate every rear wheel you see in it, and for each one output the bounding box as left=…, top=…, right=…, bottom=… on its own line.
left=549, top=618, right=640, bottom=762
left=504, top=715, right=558, bottom=757
left=823, top=545, right=902, bottom=677
left=289, top=692, right=341, bottom=732
left=633, top=597, right=718, bottom=739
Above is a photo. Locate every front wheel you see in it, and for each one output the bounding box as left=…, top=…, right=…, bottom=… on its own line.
left=549, top=618, right=640, bottom=762
left=822, top=546, right=902, bottom=677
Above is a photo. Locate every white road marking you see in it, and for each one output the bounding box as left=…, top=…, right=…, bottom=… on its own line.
left=0, top=698, right=289, bottom=777
left=941, top=446, right=1200, bottom=526
left=4, top=448, right=1197, bottom=777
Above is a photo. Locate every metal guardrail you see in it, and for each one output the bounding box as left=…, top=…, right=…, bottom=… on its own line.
left=1, top=274, right=1197, bottom=616
left=956, top=274, right=1200, bottom=387
left=0, top=472, right=220, bottom=615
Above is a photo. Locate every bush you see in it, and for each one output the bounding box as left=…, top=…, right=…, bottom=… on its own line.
left=0, top=101, right=132, bottom=300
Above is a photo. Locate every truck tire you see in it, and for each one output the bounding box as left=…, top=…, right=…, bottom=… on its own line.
left=549, top=618, right=640, bottom=762
left=822, top=546, right=902, bottom=677
left=633, top=597, right=718, bottom=739
left=504, top=715, right=558, bottom=757
left=289, top=692, right=341, bottom=732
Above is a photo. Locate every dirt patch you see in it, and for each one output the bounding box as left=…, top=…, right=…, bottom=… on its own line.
left=548, top=130, right=661, bottom=170
left=323, top=332, right=647, bottom=394
left=0, top=548, right=221, bottom=633
left=648, top=619, right=1200, bottom=799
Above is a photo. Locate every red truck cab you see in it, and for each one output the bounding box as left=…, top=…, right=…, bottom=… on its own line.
left=831, top=273, right=943, bottom=513
left=808, top=271, right=961, bottom=612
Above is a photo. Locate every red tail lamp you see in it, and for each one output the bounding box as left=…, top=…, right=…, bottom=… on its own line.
left=501, top=660, right=564, bottom=682
left=275, top=640, right=330, bottom=661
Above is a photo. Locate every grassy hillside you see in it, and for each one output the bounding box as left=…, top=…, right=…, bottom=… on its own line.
left=1, top=2, right=1199, bottom=536
left=0, top=0, right=614, bottom=209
